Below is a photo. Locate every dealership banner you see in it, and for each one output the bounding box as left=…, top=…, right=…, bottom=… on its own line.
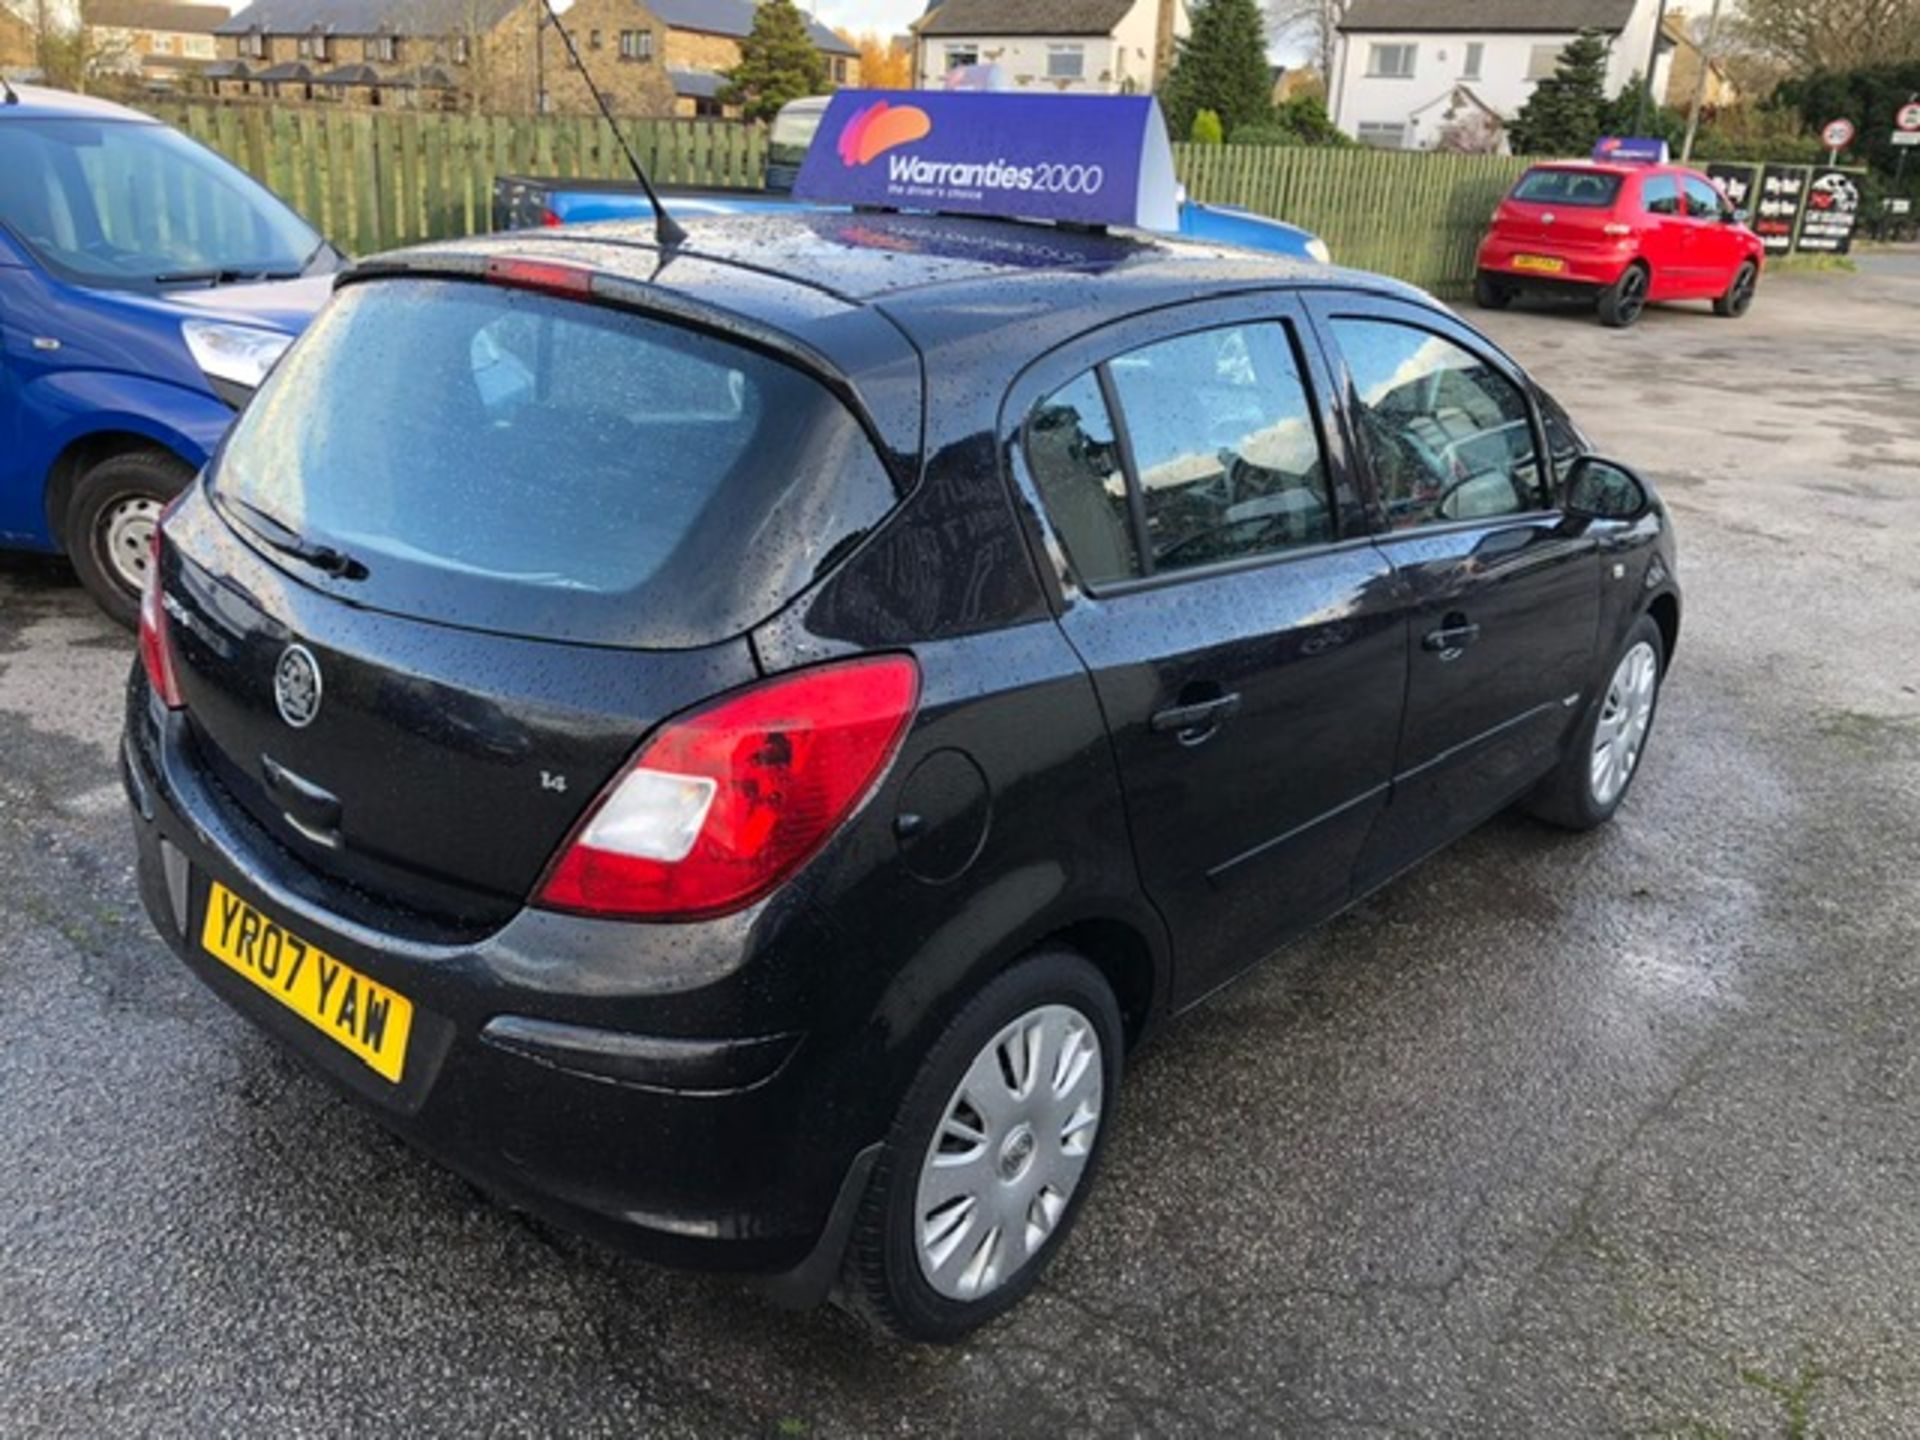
left=795, top=91, right=1182, bottom=231
left=1797, top=167, right=1862, bottom=254
left=1705, top=162, right=1761, bottom=219
left=1752, top=165, right=1810, bottom=254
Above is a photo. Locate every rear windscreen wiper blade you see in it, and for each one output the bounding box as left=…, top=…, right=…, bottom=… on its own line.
left=222, top=495, right=368, bottom=580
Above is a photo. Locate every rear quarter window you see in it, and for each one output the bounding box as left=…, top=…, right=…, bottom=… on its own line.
left=211, top=278, right=896, bottom=648
left=1511, top=169, right=1623, bottom=208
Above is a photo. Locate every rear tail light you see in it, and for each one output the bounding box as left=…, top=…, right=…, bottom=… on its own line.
left=536, top=655, right=921, bottom=921
left=539, top=207, right=563, bottom=227
left=138, top=519, right=184, bottom=711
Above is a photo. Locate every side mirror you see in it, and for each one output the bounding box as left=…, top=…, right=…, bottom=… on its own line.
left=1564, top=455, right=1650, bottom=522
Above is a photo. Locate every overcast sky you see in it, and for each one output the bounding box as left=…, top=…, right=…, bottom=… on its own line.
left=801, top=0, right=928, bottom=38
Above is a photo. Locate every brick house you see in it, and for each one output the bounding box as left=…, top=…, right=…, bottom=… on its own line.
left=211, top=0, right=857, bottom=117
left=0, top=2, right=35, bottom=73
left=87, top=0, right=226, bottom=88
left=645, top=0, right=858, bottom=116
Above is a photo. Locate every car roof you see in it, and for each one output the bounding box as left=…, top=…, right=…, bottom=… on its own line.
left=0, top=83, right=159, bottom=124
left=365, top=210, right=1429, bottom=360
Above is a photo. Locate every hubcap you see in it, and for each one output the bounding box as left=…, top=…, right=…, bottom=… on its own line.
left=915, top=1003, right=1103, bottom=1302
left=1591, top=641, right=1658, bottom=807
left=100, top=494, right=163, bottom=594
left=1620, top=270, right=1647, bottom=314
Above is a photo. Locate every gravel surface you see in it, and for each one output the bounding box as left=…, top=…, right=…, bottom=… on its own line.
left=2, top=251, right=1917, bottom=1436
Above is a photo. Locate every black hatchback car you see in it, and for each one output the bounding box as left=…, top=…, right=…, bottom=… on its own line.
left=124, top=211, right=1679, bottom=1342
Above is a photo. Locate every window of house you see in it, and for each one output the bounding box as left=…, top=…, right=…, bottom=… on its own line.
left=589, top=29, right=601, bottom=49
left=1047, top=43, right=1085, bottom=79
left=1356, top=122, right=1407, bottom=149
left=833, top=55, right=848, bottom=83
left=1462, top=41, right=1483, bottom=78
left=245, top=31, right=264, bottom=57
left=452, top=34, right=469, bottom=63
left=1526, top=43, right=1564, bottom=81
left=297, top=34, right=311, bottom=57
left=152, top=34, right=173, bottom=53
left=619, top=29, right=653, bottom=61
left=365, top=34, right=397, bottom=62
left=1642, top=174, right=1681, bottom=216
left=1366, top=43, right=1415, bottom=78
left=312, top=31, right=328, bottom=60
left=945, top=45, right=978, bottom=71
left=1330, top=318, right=1546, bottom=529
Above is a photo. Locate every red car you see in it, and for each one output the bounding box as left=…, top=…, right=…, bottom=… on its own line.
left=1475, top=161, right=1765, bottom=328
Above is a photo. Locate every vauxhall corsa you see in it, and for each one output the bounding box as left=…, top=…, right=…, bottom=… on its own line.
left=124, top=93, right=1681, bottom=1342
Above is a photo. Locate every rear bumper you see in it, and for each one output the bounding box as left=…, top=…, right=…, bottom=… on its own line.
left=121, top=680, right=879, bottom=1296
left=1476, top=234, right=1635, bottom=290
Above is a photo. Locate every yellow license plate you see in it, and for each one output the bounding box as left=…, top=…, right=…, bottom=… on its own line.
left=1512, top=254, right=1568, bottom=273
left=201, top=881, right=414, bottom=1083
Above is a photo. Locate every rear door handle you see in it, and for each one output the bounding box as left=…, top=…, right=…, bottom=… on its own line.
left=1422, top=622, right=1482, bottom=656
left=1150, top=692, right=1242, bottom=738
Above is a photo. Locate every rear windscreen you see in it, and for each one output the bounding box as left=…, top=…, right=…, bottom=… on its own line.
left=1510, top=169, right=1623, bottom=208
left=212, top=278, right=897, bottom=647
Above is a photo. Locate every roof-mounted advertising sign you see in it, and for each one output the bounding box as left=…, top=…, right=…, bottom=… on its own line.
left=1593, top=136, right=1670, bottom=164
left=795, top=91, right=1182, bottom=232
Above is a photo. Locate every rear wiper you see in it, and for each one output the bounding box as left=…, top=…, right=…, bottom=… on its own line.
left=222, top=495, right=368, bottom=580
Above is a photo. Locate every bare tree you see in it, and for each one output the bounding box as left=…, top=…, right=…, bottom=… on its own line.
left=1266, top=0, right=1351, bottom=79
left=1736, top=0, right=1920, bottom=72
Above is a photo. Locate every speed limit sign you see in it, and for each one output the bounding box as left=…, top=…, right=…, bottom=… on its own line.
left=1899, top=102, right=1920, bottom=132
left=1822, top=117, right=1856, bottom=150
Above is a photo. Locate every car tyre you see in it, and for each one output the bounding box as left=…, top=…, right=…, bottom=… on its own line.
left=1526, top=613, right=1666, bottom=831
left=1714, top=260, right=1758, bottom=318
left=837, top=949, right=1123, bottom=1344
left=1474, top=271, right=1515, bottom=310
left=1597, top=263, right=1651, bottom=329
left=65, top=450, right=194, bottom=629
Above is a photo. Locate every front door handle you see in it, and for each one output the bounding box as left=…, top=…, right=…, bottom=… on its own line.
left=1150, top=692, right=1242, bottom=740
left=1422, top=620, right=1482, bottom=658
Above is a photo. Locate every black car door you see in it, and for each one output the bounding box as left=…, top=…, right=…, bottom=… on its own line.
left=1002, top=293, right=1409, bottom=1008
left=1301, top=292, right=1602, bottom=891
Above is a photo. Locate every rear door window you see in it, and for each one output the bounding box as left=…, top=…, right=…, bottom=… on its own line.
left=212, top=278, right=896, bottom=648
left=1682, top=175, right=1728, bottom=221
left=1023, top=321, right=1335, bottom=588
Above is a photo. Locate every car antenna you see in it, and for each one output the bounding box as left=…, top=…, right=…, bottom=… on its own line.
left=534, top=0, right=686, bottom=248
left=0, top=74, right=19, bottom=105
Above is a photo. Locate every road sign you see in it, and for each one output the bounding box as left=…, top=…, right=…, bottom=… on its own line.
left=1897, top=102, right=1920, bottom=132
left=1894, top=131, right=1920, bottom=147
left=1821, top=118, right=1856, bottom=150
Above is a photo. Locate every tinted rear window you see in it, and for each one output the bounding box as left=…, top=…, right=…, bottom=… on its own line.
left=1510, top=169, right=1622, bottom=208
left=212, top=278, right=896, bottom=648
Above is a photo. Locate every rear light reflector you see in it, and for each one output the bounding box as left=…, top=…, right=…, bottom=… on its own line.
left=138, top=520, right=184, bottom=711
left=484, top=256, right=596, bottom=297
left=536, top=655, right=921, bottom=921
left=1604, top=223, right=1633, bottom=237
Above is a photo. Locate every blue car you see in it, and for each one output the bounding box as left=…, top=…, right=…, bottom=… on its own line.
left=0, top=84, right=337, bottom=623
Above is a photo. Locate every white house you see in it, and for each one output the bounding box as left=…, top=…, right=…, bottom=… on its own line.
left=912, top=0, right=1187, bottom=96
left=1328, top=0, right=1676, bottom=151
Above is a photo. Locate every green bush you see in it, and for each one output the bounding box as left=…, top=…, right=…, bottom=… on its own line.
left=1229, top=123, right=1296, bottom=146
left=1191, top=109, right=1225, bottom=145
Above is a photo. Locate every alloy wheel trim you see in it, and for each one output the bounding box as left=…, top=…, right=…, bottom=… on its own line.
left=914, top=1002, right=1103, bottom=1302
left=1590, top=640, right=1658, bottom=807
